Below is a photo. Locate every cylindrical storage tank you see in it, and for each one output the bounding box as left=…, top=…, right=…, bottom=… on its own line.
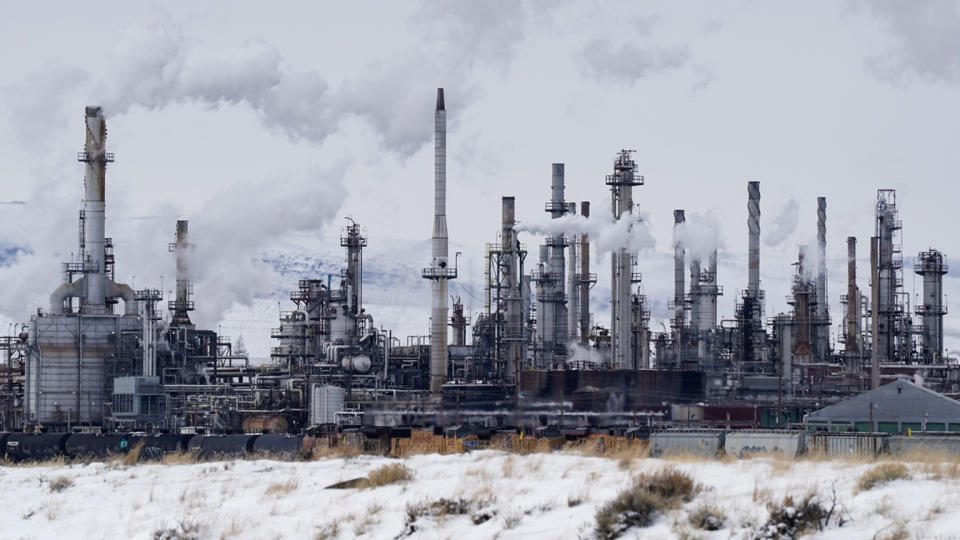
left=250, top=434, right=305, bottom=460
left=4, top=433, right=70, bottom=462
left=310, top=384, right=345, bottom=425
left=242, top=415, right=290, bottom=434
left=65, top=434, right=131, bottom=458
left=342, top=355, right=371, bottom=374
left=187, top=434, right=259, bottom=460
left=650, top=430, right=725, bottom=458
left=724, top=430, right=806, bottom=458
left=125, top=434, right=194, bottom=461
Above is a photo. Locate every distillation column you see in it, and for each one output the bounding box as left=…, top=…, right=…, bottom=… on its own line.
left=815, top=197, right=829, bottom=361
left=673, top=210, right=685, bottom=367
left=844, top=237, right=860, bottom=373
left=915, top=250, right=947, bottom=363
left=875, top=191, right=900, bottom=364
left=606, top=151, right=644, bottom=369
left=578, top=202, right=592, bottom=346
left=501, top=197, right=523, bottom=383
left=548, top=164, right=569, bottom=350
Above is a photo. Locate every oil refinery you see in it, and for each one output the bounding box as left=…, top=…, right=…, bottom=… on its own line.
left=0, top=90, right=956, bottom=441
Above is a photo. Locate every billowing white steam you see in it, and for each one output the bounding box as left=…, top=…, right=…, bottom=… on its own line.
left=515, top=198, right=655, bottom=255
left=674, top=210, right=723, bottom=263
left=764, top=199, right=799, bottom=247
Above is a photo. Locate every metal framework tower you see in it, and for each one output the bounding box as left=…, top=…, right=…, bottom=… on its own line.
left=606, top=150, right=643, bottom=369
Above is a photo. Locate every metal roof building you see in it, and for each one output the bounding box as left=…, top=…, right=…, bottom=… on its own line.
left=806, top=376, right=960, bottom=433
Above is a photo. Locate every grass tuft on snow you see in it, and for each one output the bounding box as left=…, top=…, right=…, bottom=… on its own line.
left=364, top=463, right=413, bottom=489
left=857, top=463, right=910, bottom=492
left=595, top=467, right=698, bottom=539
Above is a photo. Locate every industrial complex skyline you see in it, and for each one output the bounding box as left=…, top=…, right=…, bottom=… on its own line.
left=1, top=1, right=959, bottom=353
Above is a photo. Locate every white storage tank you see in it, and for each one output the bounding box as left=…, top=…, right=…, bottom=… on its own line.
left=310, top=384, right=345, bottom=425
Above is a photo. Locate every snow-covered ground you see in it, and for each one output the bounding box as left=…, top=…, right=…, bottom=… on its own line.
left=1, top=451, right=957, bottom=539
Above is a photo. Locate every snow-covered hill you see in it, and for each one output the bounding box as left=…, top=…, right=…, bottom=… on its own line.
left=2, top=451, right=958, bottom=539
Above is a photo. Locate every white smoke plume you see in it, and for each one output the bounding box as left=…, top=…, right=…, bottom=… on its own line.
left=94, top=17, right=337, bottom=146
left=515, top=198, right=655, bottom=255
left=674, top=210, right=724, bottom=263
left=115, top=162, right=350, bottom=328
left=764, top=199, right=799, bottom=247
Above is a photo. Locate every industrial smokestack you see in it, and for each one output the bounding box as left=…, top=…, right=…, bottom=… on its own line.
left=748, top=182, right=760, bottom=296
left=502, top=196, right=522, bottom=383
left=579, top=202, right=591, bottom=346
left=816, top=197, right=828, bottom=360
left=424, top=88, right=455, bottom=392
left=870, top=236, right=880, bottom=389
left=81, top=106, right=109, bottom=313
left=845, top=237, right=858, bottom=357
left=549, top=164, right=568, bottom=349
left=169, top=220, right=195, bottom=327
left=673, top=209, right=685, bottom=366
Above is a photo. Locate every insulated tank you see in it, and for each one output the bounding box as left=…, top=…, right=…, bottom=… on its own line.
left=4, top=433, right=70, bottom=462
left=126, top=434, right=194, bottom=461
left=251, top=434, right=305, bottom=459
left=64, top=434, right=132, bottom=458
left=187, top=434, right=259, bottom=460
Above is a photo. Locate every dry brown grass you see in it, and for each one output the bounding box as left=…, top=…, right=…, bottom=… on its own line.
left=688, top=502, right=726, bottom=531
left=122, top=440, right=145, bottom=466
left=48, top=475, right=73, bottom=493
left=857, top=463, right=910, bottom=493
left=161, top=452, right=199, bottom=465
left=310, top=444, right=361, bottom=460
left=264, top=479, right=298, bottom=496
left=921, top=461, right=960, bottom=480
left=595, top=467, right=698, bottom=539
left=363, top=463, right=413, bottom=489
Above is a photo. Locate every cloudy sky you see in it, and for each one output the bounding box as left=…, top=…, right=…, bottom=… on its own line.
left=1, top=1, right=959, bottom=355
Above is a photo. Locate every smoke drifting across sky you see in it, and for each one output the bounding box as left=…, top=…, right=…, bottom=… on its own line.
left=1, top=2, right=960, bottom=351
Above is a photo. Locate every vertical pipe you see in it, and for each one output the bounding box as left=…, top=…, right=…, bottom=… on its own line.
left=82, top=107, right=108, bottom=313
left=567, top=227, right=578, bottom=345
left=747, top=182, right=760, bottom=296
left=428, top=88, right=450, bottom=392
left=579, top=202, right=591, bottom=346
left=845, top=237, right=858, bottom=356
left=816, top=197, right=828, bottom=360
left=673, top=210, right=685, bottom=366
left=871, top=236, right=880, bottom=389
left=549, top=164, right=568, bottom=350
left=502, top=196, right=520, bottom=383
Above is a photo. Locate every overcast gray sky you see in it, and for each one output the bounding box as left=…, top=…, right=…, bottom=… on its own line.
left=2, top=1, right=960, bottom=354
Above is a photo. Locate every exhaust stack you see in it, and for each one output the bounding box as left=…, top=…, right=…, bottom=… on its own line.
left=80, top=106, right=110, bottom=313
left=423, top=88, right=456, bottom=392
left=748, top=182, right=760, bottom=296
left=169, top=220, right=195, bottom=327
left=579, top=202, right=592, bottom=346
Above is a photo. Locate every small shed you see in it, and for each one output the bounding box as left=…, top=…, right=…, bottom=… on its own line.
left=805, top=377, right=960, bottom=433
